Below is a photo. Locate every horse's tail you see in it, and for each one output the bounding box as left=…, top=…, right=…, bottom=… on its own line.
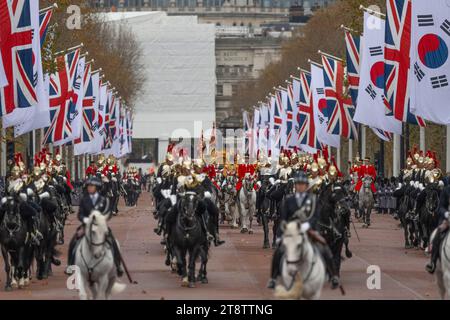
left=111, top=281, right=127, bottom=294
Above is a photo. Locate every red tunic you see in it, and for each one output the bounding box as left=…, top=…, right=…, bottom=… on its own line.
left=85, top=165, right=97, bottom=178
left=354, top=164, right=377, bottom=193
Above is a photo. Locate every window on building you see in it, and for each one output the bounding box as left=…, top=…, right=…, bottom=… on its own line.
left=232, top=85, right=238, bottom=95
left=240, top=22, right=244, bottom=26
left=216, top=22, right=221, bottom=26
left=216, top=85, right=223, bottom=96
left=232, top=22, right=237, bottom=26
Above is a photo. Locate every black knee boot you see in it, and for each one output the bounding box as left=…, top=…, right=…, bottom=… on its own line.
left=108, top=232, right=124, bottom=277
left=267, top=244, right=283, bottom=289
left=317, top=243, right=340, bottom=289
left=426, top=231, right=444, bottom=274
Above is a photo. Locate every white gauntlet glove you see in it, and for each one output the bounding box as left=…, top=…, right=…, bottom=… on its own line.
left=269, top=177, right=275, bottom=185
left=39, top=192, right=50, bottom=200
left=170, top=195, right=177, bottom=206
left=204, top=191, right=212, bottom=199
left=156, top=177, right=162, bottom=184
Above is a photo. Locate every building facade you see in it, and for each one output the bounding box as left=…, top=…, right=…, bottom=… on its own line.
left=92, top=0, right=335, bottom=161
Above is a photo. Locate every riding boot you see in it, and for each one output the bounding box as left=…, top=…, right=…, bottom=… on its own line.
left=426, top=227, right=447, bottom=274
left=267, top=244, right=283, bottom=289
left=108, top=232, right=124, bottom=277
left=25, top=216, right=41, bottom=246
left=32, top=215, right=44, bottom=242
left=317, top=242, right=340, bottom=289
left=65, top=235, right=78, bottom=274
left=200, top=214, right=214, bottom=242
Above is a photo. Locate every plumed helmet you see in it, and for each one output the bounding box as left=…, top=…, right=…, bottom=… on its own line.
left=311, top=162, right=319, bottom=173
left=10, top=165, right=21, bottom=178
left=193, top=158, right=204, bottom=168
left=162, top=165, right=171, bottom=177
left=329, top=165, right=337, bottom=177
left=293, top=171, right=309, bottom=184
left=318, top=158, right=327, bottom=170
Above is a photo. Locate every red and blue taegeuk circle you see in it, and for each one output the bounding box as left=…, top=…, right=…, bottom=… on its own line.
left=370, top=61, right=385, bottom=89
left=418, top=33, right=448, bottom=69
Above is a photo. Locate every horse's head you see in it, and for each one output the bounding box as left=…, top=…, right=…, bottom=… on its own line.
left=179, top=192, right=199, bottom=222
left=281, top=220, right=308, bottom=277
left=1, top=196, right=22, bottom=236
left=363, top=176, right=373, bottom=188
left=85, top=210, right=109, bottom=257
left=243, top=175, right=254, bottom=193
left=330, top=183, right=347, bottom=203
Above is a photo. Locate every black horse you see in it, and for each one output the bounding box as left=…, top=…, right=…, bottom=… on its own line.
left=316, top=183, right=352, bottom=276
left=169, top=192, right=208, bottom=288
left=418, top=184, right=440, bottom=249
left=0, top=196, right=33, bottom=290
left=266, top=181, right=293, bottom=248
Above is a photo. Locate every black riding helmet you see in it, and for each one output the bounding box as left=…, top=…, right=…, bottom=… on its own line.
left=86, top=177, right=102, bottom=187
left=293, top=171, right=309, bottom=184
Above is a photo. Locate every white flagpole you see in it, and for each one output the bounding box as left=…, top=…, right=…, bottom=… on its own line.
left=419, top=127, right=425, bottom=151
left=336, top=146, right=341, bottom=170
left=361, top=125, right=366, bottom=159
left=348, top=139, right=353, bottom=165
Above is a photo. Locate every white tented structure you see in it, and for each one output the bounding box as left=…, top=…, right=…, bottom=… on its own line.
left=103, top=12, right=216, bottom=162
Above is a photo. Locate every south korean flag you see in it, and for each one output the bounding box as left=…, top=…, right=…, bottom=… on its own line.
left=410, top=0, right=450, bottom=124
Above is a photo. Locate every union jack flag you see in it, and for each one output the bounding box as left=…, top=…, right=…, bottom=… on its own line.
left=373, top=128, right=393, bottom=141
left=127, top=111, right=132, bottom=152
left=286, top=84, right=295, bottom=147
left=297, top=71, right=321, bottom=150
left=344, top=31, right=361, bottom=107
left=321, top=55, right=358, bottom=140
left=75, top=63, right=96, bottom=144
left=385, top=0, right=425, bottom=126
left=39, top=8, right=53, bottom=47
left=109, top=97, right=119, bottom=141
left=0, top=0, right=36, bottom=116
left=243, top=110, right=252, bottom=156
left=102, top=91, right=113, bottom=150
left=43, top=50, right=80, bottom=145
left=272, top=91, right=284, bottom=150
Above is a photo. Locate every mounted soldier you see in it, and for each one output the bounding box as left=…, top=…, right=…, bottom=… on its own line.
left=267, top=171, right=340, bottom=290
left=65, top=177, right=123, bottom=277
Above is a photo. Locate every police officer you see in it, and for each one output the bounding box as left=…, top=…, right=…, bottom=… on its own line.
left=266, top=171, right=340, bottom=290
left=66, top=177, right=123, bottom=277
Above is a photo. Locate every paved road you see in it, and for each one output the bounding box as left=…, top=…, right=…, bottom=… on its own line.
left=0, top=193, right=440, bottom=299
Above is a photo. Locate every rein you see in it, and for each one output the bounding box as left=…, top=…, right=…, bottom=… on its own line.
left=283, top=233, right=316, bottom=291
left=80, top=220, right=109, bottom=287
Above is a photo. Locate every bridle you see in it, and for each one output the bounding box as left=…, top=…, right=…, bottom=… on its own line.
left=282, top=231, right=316, bottom=291
left=177, top=192, right=198, bottom=232
left=1, top=198, right=22, bottom=237
left=80, top=216, right=109, bottom=287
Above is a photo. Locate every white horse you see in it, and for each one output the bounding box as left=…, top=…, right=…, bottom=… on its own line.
left=431, top=223, right=450, bottom=299
left=238, top=175, right=256, bottom=234
left=74, top=210, right=126, bottom=300
left=275, top=221, right=326, bottom=300
left=222, top=177, right=238, bottom=228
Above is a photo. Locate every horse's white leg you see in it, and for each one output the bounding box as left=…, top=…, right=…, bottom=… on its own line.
left=11, top=266, right=17, bottom=288
left=436, top=269, right=446, bottom=299
left=96, top=276, right=109, bottom=300
left=78, top=277, right=89, bottom=300
left=442, top=270, right=450, bottom=300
